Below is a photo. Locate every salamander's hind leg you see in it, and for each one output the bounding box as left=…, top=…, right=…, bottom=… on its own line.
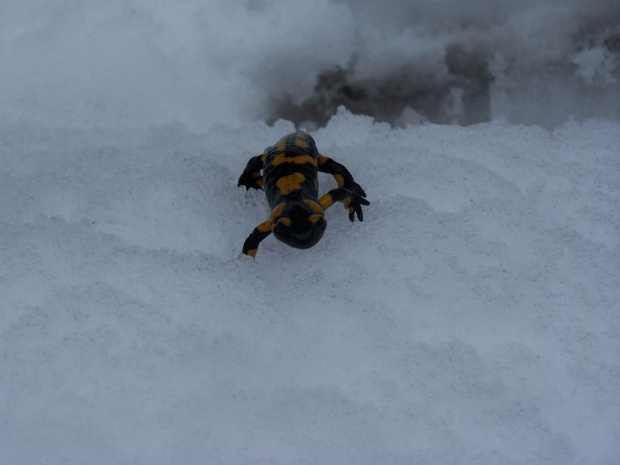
left=238, top=154, right=266, bottom=190
left=318, top=154, right=366, bottom=197
left=319, top=188, right=370, bottom=222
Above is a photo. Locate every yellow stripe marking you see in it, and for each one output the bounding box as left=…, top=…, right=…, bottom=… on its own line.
left=304, top=199, right=324, bottom=213
left=334, top=174, right=345, bottom=187
left=296, top=138, right=309, bottom=149
left=318, top=155, right=329, bottom=166
left=247, top=249, right=257, bottom=258
left=270, top=202, right=286, bottom=219
left=319, top=193, right=334, bottom=209
left=272, top=154, right=317, bottom=167
left=309, top=214, right=323, bottom=224
left=276, top=173, right=305, bottom=195
left=276, top=140, right=286, bottom=152
left=257, top=220, right=272, bottom=233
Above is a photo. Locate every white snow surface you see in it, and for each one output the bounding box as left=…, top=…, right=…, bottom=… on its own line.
left=1, top=109, right=619, bottom=464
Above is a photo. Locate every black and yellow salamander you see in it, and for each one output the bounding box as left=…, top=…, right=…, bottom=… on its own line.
left=237, top=131, right=369, bottom=258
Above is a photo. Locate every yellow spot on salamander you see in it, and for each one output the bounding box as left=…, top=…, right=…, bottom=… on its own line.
left=309, top=213, right=323, bottom=223
left=272, top=154, right=317, bottom=167
left=313, top=178, right=318, bottom=190
left=256, top=179, right=263, bottom=188
left=276, top=172, right=305, bottom=195
left=276, top=140, right=286, bottom=152
left=295, top=138, right=309, bottom=149
left=334, top=174, right=345, bottom=187
left=304, top=199, right=324, bottom=213
left=318, top=155, right=329, bottom=166
left=270, top=202, right=286, bottom=219
left=257, top=220, right=272, bottom=233
left=319, top=193, right=334, bottom=209
left=247, top=248, right=257, bottom=258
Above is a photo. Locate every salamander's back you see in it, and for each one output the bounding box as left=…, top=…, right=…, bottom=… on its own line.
left=262, top=132, right=321, bottom=208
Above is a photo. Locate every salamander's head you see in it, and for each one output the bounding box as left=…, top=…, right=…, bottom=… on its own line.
left=271, top=201, right=326, bottom=249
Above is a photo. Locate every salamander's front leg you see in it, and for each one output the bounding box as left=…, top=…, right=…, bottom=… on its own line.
left=242, top=219, right=272, bottom=258
left=238, top=154, right=266, bottom=190
left=318, top=154, right=367, bottom=198
left=319, top=188, right=370, bottom=222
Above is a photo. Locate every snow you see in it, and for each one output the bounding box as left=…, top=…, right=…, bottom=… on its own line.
left=1, top=0, right=619, bottom=129
left=1, top=110, right=619, bottom=464
left=1, top=1, right=620, bottom=463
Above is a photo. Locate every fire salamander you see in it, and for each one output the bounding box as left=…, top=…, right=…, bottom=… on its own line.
left=237, top=131, right=369, bottom=258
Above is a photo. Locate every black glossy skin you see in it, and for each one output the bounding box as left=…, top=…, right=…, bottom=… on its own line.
left=238, top=131, right=369, bottom=257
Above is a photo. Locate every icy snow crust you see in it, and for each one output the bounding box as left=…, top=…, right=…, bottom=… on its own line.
left=1, top=111, right=619, bottom=464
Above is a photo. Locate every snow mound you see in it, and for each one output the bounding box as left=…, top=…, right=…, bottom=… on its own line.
left=1, top=111, right=619, bottom=463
